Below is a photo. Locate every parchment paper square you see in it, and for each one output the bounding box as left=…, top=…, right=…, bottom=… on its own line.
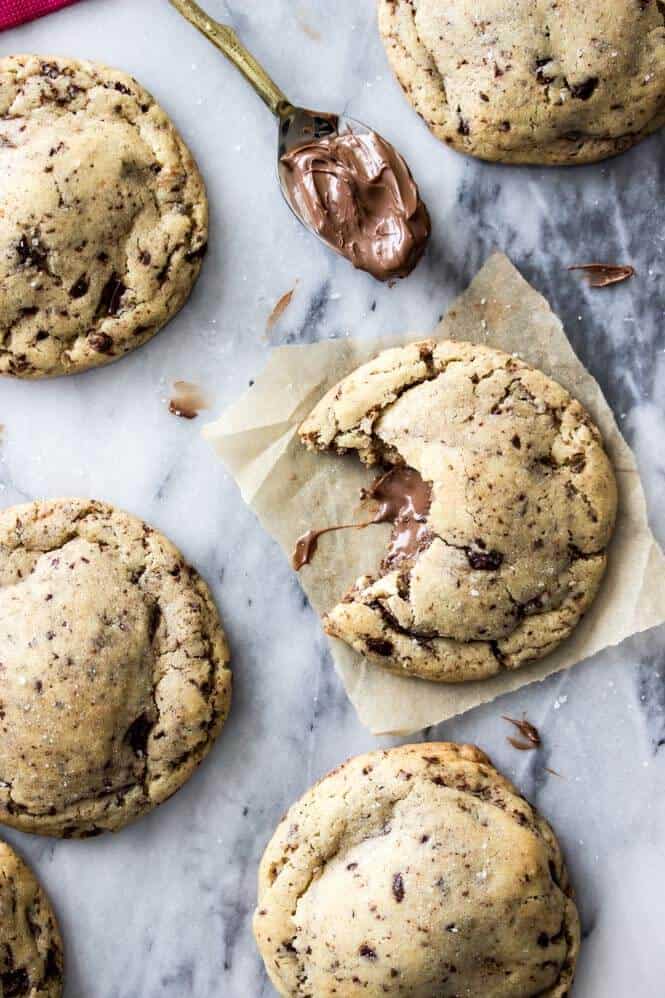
left=204, top=254, right=665, bottom=734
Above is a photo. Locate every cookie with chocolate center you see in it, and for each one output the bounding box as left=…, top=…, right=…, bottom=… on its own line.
left=300, top=339, right=617, bottom=682
left=0, top=55, right=208, bottom=378
left=378, top=0, right=665, bottom=164
left=0, top=499, right=231, bottom=836
left=254, top=742, right=580, bottom=997
left=0, top=841, right=64, bottom=997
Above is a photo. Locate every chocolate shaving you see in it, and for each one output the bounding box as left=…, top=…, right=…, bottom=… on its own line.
left=507, top=736, right=537, bottom=751
left=568, top=263, right=635, bottom=288
left=267, top=287, right=296, bottom=331
left=503, top=715, right=541, bottom=751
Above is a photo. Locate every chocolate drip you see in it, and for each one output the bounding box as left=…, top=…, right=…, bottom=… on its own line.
left=292, top=524, right=354, bottom=571
left=280, top=130, right=430, bottom=282
left=292, top=466, right=432, bottom=570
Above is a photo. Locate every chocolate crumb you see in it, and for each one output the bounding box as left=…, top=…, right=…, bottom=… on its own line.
left=359, top=944, right=377, bottom=960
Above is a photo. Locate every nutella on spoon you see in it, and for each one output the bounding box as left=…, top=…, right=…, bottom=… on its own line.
left=292, top=466, right=432, bottom=570
left=170, top=0, right=430, bottom=281
left=280, top=129, right=430, bottom=281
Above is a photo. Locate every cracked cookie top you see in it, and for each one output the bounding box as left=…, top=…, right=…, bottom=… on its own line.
left=378, top=0, right=665, bottom=164
left=0, top=841, right=63, bottom=997
left=0, top=499, right=231, bottom=837
left=254, top=742, right=580, bottom=997
left=0, top=55, right=208, bottom=378
left=300, top=339, right=617, bottom=683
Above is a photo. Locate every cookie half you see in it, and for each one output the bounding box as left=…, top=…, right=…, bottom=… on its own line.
left=0, top=840, right=64, bottom=997
left=378, top=0, right=665, bottom=164
left=254, top=742, right=580, bottom=997
left=0, top=55, right=208, bottom=378
left=300, top=339, right=617, bottom=683
left=0, top=499, right=231, bottom=837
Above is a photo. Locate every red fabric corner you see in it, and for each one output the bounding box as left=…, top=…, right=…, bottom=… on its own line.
left=0, top=0, right=80, bottom=31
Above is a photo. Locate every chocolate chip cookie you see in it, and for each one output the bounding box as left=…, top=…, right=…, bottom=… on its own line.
left=378, top=0, right=665, bottom=164
left=0, top=55, right=208, bottom=378
left=0, top=499, right=231, bottom=837
left=0, top=841, right=64, bottom=997
left=300, top=339, right=617, bottom=682
left=254, top=742, right=580, bottom=997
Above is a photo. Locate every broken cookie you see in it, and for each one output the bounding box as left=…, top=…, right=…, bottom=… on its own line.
left=299, top=339, right=618, bottom=682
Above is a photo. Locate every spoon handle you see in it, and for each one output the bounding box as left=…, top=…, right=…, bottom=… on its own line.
left=169, top=0, right=292, bottom=117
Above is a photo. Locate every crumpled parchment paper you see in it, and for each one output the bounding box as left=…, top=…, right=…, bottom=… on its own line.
left=203, top=253, right=665, bottom=734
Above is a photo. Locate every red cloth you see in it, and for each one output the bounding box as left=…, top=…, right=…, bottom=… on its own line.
left=0, top=0, right=80, bottom=30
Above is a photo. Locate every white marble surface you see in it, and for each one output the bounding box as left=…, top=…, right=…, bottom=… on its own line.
left=1, top=1, right=665, bottom=995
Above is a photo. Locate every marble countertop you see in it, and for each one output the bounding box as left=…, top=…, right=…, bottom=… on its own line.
left=1, top=1, right=664, bottom=996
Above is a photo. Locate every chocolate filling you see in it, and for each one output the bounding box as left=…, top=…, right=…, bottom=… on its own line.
left=292, top=466, right=432, bottom=571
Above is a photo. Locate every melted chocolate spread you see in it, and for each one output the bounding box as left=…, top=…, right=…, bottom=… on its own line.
left=280, top=130, right=430, bottom=282
left=367, top=467, right=432, bottom=567
left=292, top=466, right=432, bottom=571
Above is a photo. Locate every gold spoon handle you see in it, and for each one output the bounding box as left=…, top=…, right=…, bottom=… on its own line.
left=169, top=0, right=293, bottom=117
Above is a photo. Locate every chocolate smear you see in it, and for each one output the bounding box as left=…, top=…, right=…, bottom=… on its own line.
left=503, top=715, right=542, bottom=751
left=292, top=466, right=432, bottom=570
left=568, top=263, right=635, bottom=288
left=168, top=381, right=209, bottom=420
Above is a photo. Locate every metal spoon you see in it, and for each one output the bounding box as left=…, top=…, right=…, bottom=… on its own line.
left=169, top=0, right=343, bottom=205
